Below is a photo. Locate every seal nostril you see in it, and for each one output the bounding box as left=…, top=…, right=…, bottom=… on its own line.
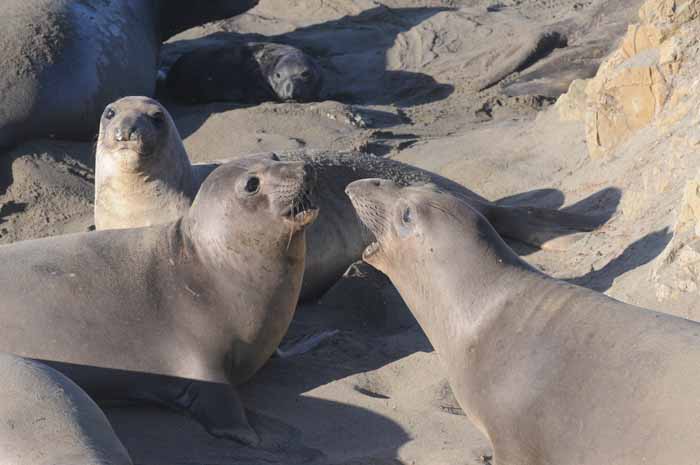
left=370, top=179, right=381, bottom=187
left=114, top=126, right=138, bottom=142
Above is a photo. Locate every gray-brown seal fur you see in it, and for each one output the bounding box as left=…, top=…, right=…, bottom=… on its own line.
left=346, top=178, right=700, bottom=465
left=0, top=0, right=259, bottom=148
left=94, top=98, right=602, bottom=300
left=0, top=158, right=317, bottom=444
left=0, top=352, right=133, bottom=465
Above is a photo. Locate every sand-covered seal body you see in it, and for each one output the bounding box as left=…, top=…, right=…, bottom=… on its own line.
left=0, top=352, right=133, bottom=465
left=165, top=41, right=322, bottom=104
left=346, top=179, right=700, bottom=465
left=0, top=0, right=259, bottom=148
left=0, top=158, right=317, bottom=444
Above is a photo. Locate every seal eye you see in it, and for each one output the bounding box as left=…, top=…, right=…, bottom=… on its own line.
left=104, top=108, right=115, bottom=120
left=275, top=73, right=282, bottom=79
left=300, top=71, right=311, bottom=79
left=150, top=111, right=165, bottom=126
left=244, top=176, right=260, bottom=194
left=402, top=207, right=412, bottom=224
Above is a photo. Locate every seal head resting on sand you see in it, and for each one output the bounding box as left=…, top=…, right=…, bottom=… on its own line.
left=165, top=41, right=323, bottom=104
left=346, top=178, right=700, bottom=465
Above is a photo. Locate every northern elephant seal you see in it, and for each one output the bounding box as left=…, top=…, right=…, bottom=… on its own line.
left=0, top=0, right=258, bottom=148
left=346, top=178, right=700, bottom=465
left=164, top=40, right=323, bottom=104
left=0, top=158, right=317, bottom=444
left=0, top=352, right=133, bottom=465
left=94, top=99, right=602, bottom=299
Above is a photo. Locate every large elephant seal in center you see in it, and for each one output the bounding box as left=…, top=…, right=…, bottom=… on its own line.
left=0, top=158, right=317, bottom=444
left=346, top=179, right=700, bottom=465
left=0, top=0, right=259, bottom=148
left=95, top=97, right=602, bottom=300
left=0, top=352, right=133, bottom=465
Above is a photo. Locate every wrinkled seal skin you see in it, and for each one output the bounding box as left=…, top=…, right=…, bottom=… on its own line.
left=0, top=0, right=258, bottom=148
left=95, top=111, right=602, bottom=300
left=0, top=352, right=133, bottom=465
left=347, top=179, right=700, bottom=465
left=0, top=158, right=317, bottom=444
left=165, top=41, right=323, bottom=104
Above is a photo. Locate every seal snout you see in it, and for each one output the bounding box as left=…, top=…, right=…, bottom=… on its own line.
left=271, top=162, right=318, bottom=227
left=114, top=125, right=138, bottom=142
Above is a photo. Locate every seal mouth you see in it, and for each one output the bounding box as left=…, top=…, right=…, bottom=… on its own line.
left=115, top=144, right=154, bottom=158
left=281, top=188, right=319, bottom=227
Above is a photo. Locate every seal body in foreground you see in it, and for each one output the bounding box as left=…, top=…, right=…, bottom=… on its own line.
left=0, top=352, right=133, bottom=465
left=0, top=0, right=259, bottom=148
left=95, top=101, right=602, bottom=300
left=0, top=158, right=317, bottom=444
left=164, top=40, right=323, bottom=103
left=346, top=179, right=700, bottom=465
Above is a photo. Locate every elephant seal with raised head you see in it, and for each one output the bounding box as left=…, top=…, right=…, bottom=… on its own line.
left=346, top=178, right=700, bottom=465
left=0, top=158, right=317, bottom=444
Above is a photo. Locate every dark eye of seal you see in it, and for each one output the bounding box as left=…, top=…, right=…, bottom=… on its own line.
left=150, top=111, right=165, bottom=125
left=244, top=176, right=260, bottom=194
left=104, top=108, right=115, bottom=120
left=402, top=206, right=412, bottom=224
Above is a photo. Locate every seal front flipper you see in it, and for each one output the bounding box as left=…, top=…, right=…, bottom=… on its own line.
left=177, top=381, right=261, bottom=446
left=484, top=205, right=605, bottom=250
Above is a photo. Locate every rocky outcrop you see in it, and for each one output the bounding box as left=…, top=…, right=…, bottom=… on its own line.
left=558, top=0, right=698, bottom=158
left=653, top=171, right=700, bottom=302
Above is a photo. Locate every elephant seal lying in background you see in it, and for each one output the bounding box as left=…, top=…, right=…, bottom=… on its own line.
left=0, top=158, right=317, bottom=444
left=164, top=41, right=323, bottom=103
left=0, top=352, right=133, bottom=465
left=0, top=0, right=259, bottom=148
left=94, top=97, right=603, bottom=300
left=346, top=178, right=700, bottom=465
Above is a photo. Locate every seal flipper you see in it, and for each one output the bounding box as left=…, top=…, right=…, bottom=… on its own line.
left=484, top=205, right=604, bottom=250
left=176, top=381, right=261, bottom=446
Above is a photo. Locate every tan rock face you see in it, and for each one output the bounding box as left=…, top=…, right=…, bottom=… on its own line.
left=653, top=173, right=700, bottom=303
left=574, top=0, right=698, bottom=158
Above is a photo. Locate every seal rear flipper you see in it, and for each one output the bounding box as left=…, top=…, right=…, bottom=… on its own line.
left=177, top=380, right=260, bottom=446
left=485, top=205, right=605, bottom=250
